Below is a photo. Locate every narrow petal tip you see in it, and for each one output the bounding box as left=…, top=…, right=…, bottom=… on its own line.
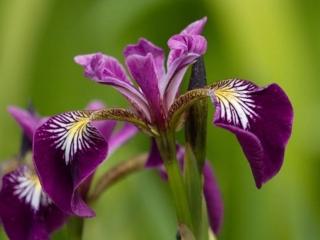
left=181, top=16, right=208, bottom=35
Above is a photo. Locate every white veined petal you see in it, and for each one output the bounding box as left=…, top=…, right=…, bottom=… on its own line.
left=43, top=111, right=104, bottom=165
left=11, top=167, right=51, bottom=212
left=212, top=79, right=259, bottom=129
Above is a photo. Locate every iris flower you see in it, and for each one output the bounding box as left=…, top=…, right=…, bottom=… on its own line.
left=33, top=102, right=137, bottom=217
left=70, top=16, right=293, bottom=187
left=33, top=16, right=293, bottom=233
left=0, top=106, right=67, bottom=240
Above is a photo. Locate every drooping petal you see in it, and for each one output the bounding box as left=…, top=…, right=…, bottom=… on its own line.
left=33, top=111, right=108, bottom=217
left=75, top=53, right=151, bottom=121
left=8, top=106, right=41, bottom=141
left=203, top=162, right=224, bottom=235
left=210, top=79, right=293, bottom=188
left=181, top=17, right=207, bottom=35
left=124, top=38, right=165, bottom=80
left=164, top=34, right=207, bottom=108
left=125, top=53, right=163, bottom=123
left=0, top=166, right=67, bottom=240
left=108, top=123, right=138, bottom=155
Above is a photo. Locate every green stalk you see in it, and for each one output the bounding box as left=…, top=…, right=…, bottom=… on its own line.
left=156, top=130, right=194, bottom=235
left=66, top=217, right=84, bottom=240
left=184, top=57, right=209, bottom=240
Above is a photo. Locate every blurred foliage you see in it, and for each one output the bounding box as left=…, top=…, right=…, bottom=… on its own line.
left=0, top=0, right=319, bottom=239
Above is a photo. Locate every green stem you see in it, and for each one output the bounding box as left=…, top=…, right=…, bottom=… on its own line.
left=67, top=217, right=84, bottom=240
left=156, top=131, right=193, bottom=233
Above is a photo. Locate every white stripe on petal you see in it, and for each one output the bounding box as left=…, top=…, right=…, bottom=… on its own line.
left=10, top=167, right=51, bottom=212
left=45, top=111, right=103, bottom=165
left=212, top=79, right=259, bottom=129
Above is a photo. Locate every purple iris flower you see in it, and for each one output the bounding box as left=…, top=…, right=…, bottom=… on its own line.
left=146, top=142, right=223, bottom=234
left=0, top=106, right=67, bottom=240
left=33, top=102, right=137, bottom=217
left=32, top=16, right=293, bottom=233
left=71, top=17, right=293, bottom=187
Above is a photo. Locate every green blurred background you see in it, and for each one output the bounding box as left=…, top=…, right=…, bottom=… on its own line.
left=0, top=0, right=319, bottom=239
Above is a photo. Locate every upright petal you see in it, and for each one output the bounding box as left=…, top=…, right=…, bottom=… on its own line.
left=0, top=166, right=67, bottom=240
left=75, top=53, right=151, bottom=121
left=8, top=106, right=41, bottom=141
left=159, top=17, right=207, bottom=109
left=210, top=79, right=293, bottom=188
left=33, top=111, right=109, bottom=216
left=124, top=38, right=165, bottom=80
left=181, top=17, right=207, bottom=35
left=203, top=162, right=224, bottom=234
left=125, top=52, right=163, bottom=123
left=164, top=34, right=207, bottom=108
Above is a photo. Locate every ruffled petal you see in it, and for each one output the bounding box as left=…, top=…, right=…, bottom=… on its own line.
left=75, top=53, right=151, bottom=121
left=33, top=111, right=109, bottom=217
left=164, top=34, right=207, bottom=108
left=0, top=166, right=67, bottom=240
left=211, top=79, right=293, bottom=188
left=203, top=162, right=224, bottom=234
left=125, top=52, right=163, bottom=123
left=8, top=106, right=41, bottom=141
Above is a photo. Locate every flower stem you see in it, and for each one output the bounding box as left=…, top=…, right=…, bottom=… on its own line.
left=67, top=217, right=84, bottom=240
left=88, top=153, right=148, bottom=203
left=156, top=131, right=194, bottom=234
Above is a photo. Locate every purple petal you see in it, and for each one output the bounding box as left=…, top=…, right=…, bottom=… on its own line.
left=8, top=106, right=41, bottom=141
left=75, top=53, right=151, bottom=121
left=211, top=79, right=294, bottom=188
left=124, top=38, right=165, bottom=80
left=33, top=111, right=109, bottom=217
left=181, top=17, right=207, bottom=35
left=203, top=161, right=224, bottom=234
left=125, top=53, right=163, bottom=123
left=0, top=166, right=67, bottom=240
left=85, top=100, right=105, bottom=110
left=108, top=123, right=138, bottom=155
left=145, top=139, right=163, bottom=168
left=163, top=34, right=207, bottom=108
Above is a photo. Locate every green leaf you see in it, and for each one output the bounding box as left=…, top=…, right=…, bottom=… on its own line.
left=184, top=144, right=204, bottom=239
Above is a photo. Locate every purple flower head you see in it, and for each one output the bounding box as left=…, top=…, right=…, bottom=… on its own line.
left=74, top=17, right=207, bottom=128
left=72, top=17, right=293, bottom=188
left=146, top=142, right=223, bottom=234
left=0, top=106, right=67, bottom=240
left=33, top=101, right=137, bottom=217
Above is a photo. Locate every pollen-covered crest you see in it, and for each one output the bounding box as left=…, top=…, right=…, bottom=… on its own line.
left=211, top=79, right=259, bottom=129
left=38, top=111, right=105, bottom=165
